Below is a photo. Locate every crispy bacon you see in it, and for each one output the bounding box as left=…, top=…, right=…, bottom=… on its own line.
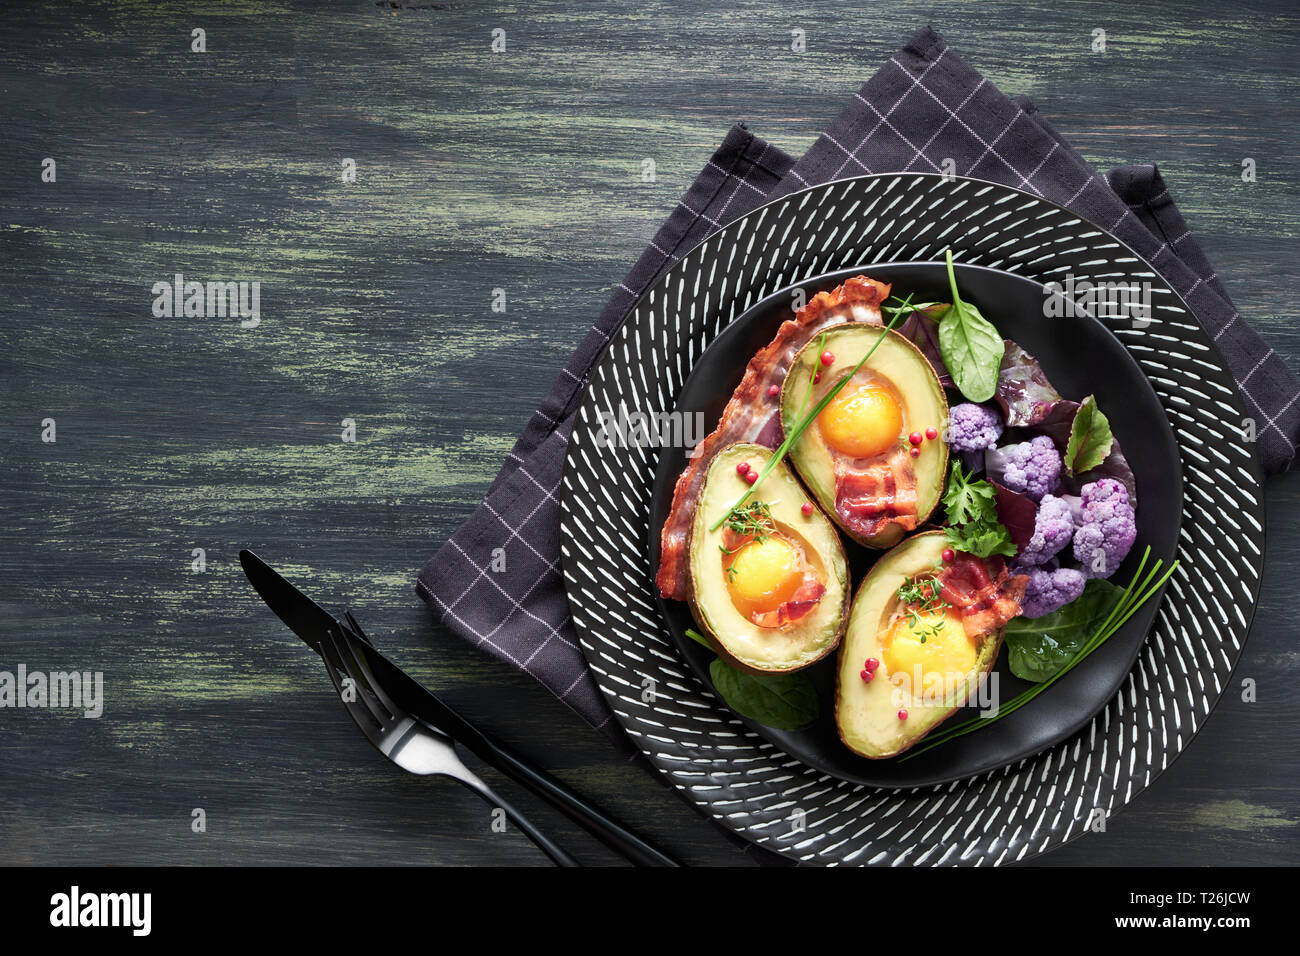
left=936, top=553, right=1029, bottom=640
left=656, top=275, right=890, bottom=601
left=751, top=585, right=824, bottom=629
left=720, top=529, right=825, bottom=629
left=833, top=445, right=920, bottom=540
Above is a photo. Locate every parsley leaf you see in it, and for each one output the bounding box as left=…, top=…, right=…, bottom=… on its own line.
left=942, top=463, right=1017, bottom=558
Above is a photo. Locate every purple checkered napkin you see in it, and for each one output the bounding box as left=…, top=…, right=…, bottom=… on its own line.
left=418, top=26, right=1300, bottom=733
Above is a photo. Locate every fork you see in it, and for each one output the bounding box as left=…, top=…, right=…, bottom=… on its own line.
left=324, top=615, right=679, bottom=865
left=316, top=622, right=580, bottom=866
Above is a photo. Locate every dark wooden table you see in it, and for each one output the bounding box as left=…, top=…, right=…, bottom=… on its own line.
left=2, top=0, right=1296, bottom=866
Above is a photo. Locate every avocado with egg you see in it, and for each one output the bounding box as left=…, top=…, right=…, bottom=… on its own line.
left=687, top=443, right=849, bottom=674
left=780, top=324, right=948, bottom=549
left=836, top=531, right=1003, bottom=758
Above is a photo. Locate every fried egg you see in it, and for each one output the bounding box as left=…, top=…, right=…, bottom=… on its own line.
left=818, top=377, right=903, bottom=459
left=722, top=530, right=826, bottom=628
left=725, top=535, right=805, bottom=617
left=882, top=608, right=977, bottom=693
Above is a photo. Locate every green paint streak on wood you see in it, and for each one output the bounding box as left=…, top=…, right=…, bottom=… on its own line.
left=1189, top=799, right=1296, bottom=832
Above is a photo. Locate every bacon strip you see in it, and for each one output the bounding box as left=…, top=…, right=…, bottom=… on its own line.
left=833, top=446, right=920, bottom=540
left=751, top=585, right=824, bottom=629
left=656, top=276, right=890, bottom=601
left=936, top=553, right=1029, bottom=640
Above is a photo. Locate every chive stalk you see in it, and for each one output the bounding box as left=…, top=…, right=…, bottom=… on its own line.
left=899, top=548, right=1180, bottom=760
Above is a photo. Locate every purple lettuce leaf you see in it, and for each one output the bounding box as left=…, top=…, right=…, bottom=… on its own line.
left=995, top=340, right=1064, bottom=427
left=896, top=302, right=953, bottom=388
left=1033, top=400, right=1138, bottom=506
left=991, top=480, right=1038, bottom=547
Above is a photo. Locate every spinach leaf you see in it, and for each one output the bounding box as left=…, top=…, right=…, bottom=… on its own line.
left=938, top=249, right=1005, bottom=402
left=708, top=658, right=820, bottom=730
left=684, top=629, right=820, bottom=729
left=1004, top=579, right=1122, bottom=682
left=1064, top=394, right=1114, bottom=476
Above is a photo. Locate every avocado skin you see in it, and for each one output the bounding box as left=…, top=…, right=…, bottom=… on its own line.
left=834, top=531, right=1006, bottom=759
left=686, top=443, right=849, bottom=675
left=780, top=326, right=949, bottom=549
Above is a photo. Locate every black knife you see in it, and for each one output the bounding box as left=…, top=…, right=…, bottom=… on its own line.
left=239, top=549, right=680, bottom=867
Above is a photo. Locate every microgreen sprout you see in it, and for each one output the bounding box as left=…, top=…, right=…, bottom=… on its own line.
left=895, top=574, right=952, bottom=644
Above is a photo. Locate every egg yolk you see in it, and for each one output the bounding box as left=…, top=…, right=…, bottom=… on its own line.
left=882, top=609, right=976, bottom=693
left=725, top=535, right=804, bottom=617
left=818, top=379, right=903, bottom=458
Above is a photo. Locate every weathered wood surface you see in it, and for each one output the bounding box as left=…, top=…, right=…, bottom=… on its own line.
left=1, top=0, right=1296, bottom=866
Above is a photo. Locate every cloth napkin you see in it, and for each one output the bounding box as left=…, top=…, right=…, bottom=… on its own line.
left=417, top=25, right=1300, bottom=733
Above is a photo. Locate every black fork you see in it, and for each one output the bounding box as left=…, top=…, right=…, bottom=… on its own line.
left=316, top=623, right=579, bottom=866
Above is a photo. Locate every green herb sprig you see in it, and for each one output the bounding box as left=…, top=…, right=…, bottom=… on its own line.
left=941, top=462, right=1016, bottom=558
left=898, top=547, right=1179, bottom=760
left=708, top=297, right=913, bottom=533
left=882, top=296, right=942, bottom=321
left=896, top=575, right=952, bottom=643
left=724, top=499, right=776, bottom=542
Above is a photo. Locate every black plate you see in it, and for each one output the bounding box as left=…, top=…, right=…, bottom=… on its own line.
left=649, top=261, right=1183, bottom=788
left=561, top=171, right=1263, bottom=865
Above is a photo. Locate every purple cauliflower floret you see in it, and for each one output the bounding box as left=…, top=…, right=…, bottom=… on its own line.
left=1072, top=478, right=1136, bottom=579
left=1016, top=494, right=1075, bottom=568
left=1021, top=567, right=1087, bottom=618
left=985, top=435, right=1062, bottom=501
left=946, top=403, right=1004, bottom=453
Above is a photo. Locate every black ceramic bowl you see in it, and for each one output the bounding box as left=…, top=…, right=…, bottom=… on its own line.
left=649, top=261, right=1183, bottom=788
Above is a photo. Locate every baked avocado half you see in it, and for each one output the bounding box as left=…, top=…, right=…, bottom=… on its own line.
left=687, top=443, right=849, bottom=674
left=836, top=531, right=1003, bottom=759
left=779, top=324, right=948, bottom=549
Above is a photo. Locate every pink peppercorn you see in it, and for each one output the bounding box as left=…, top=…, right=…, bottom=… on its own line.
left=909, top=447, right=920, bottom=458
left=925, top=426, right=938, bottom=440
left=736, top=462, right=750, bottom=477
left=820, top=351, right=835, bottom=367
left=941, top=548, right=955, bottom=563
left=745, top=470, right=758, bottom=485
left=860, top=669, right=874, bottom=683
left=801, top=502, right=814, bottom=516
left=864, top=658, right=879, bottom=671
left=898, top=709, right=909, bottom=721
left=908, top=431, right=923, bottom=446
left=767, top=384, right=780, bottom=398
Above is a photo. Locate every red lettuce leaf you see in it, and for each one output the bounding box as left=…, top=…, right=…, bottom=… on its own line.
left=995, top=340, right=1064, bottom=426
left=991, top=480, right=1038, bottom=547
left=897, top=303, right=953, bottom=388
left=1033, top=399, right=1138, bottom=506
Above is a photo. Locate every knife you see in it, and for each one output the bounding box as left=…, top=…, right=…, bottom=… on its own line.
left=239, top=549, right=680, bottom=867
